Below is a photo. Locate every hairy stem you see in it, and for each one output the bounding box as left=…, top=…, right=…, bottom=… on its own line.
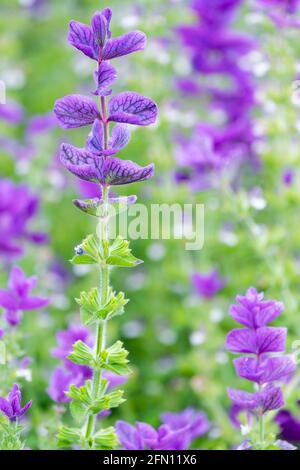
left=84, top=97, right=110, bottom=446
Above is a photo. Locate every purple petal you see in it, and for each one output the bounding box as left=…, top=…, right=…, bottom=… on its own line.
left=68, top=20, right=98, bottom=60
left=18, top=400, right=32, bottom=418
left=100, top=157, right=154, bottom=185
left=91, top=11, right=107, bottom=47
left=226, top=327, right=287, bottom=354
left=86, top=120, right=104, bottom=153
left=227, top=388, right=258, bottom=410
left=226, top=328, right=257, bottom=354
left=230, top=287, right=284, bottom=328
left=136, top=422, right=158, bottom=443
left=101, top=7, right=112, bottom=37
left=94, top=62, right=117, bottom=96
left=256, top=327, right=287, bottom=353
left=54, top=95, right=99, bottom=129
left=0, top=397, right=13, bottom=419
left=102, top=31, right=146, bottom=60
left=20, top=296, right=49, bottom=310
left=109, top=124, right=131, bottom=150
left=115, top=421, right=144, bottom=450
left=60, top=144, right=99, bottom=182
left=108, top=92, right=158, bottom=126
left=4, top=310, right=22, bottom=327
left=0, top=289, right=18, bottom=310
left=258, top=385, right=284, bottom=414
left=61, top=143, right=154, bottom=185
left=9, top=266, right=36, bottom=297
left=232, top=356, right=294, bottom=384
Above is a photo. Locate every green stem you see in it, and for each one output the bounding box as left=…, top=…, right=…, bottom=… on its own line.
left=259, top=414, right=265, bottom=449
left=83, top=99, right=110, bottom=445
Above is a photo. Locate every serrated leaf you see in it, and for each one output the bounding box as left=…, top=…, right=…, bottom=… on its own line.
left=68, top=340, right=95, bottom=367
left=91, top=390, right=125, bottom=413
left=76, top=287, right=128, bottom=325
left=71, top=234, right=103, bottom=265
left=94, top=426, right=118, bottom=450
left=106, top=236, right=142, bottom=267
left=57, top=426, right=82, bottom=448
left=99, top=340, right=130, bottom=375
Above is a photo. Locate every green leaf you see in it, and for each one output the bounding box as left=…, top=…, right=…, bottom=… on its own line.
left=71, top=234, right=103, bottom=265
left=70, top=253, right=97, bottom=265
left=76, top=287, right=129, bottom=325
left=93, top=427, right=118, bottom=450
left=57, top=426, right=82, bottom=448
left=70, top=400, right=87, bottom=424
left=99, top=340, right=130, bottom=375
left=67, top=381, right=92, bottom=405
left=106, top=236, right=143, bottom=267
left=91, top=390, right=125, bottom=413
left=68, top=340, right=95, bottom=367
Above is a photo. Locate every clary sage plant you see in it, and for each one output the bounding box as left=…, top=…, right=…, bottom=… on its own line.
left=53, top=7, right=157, bottom=450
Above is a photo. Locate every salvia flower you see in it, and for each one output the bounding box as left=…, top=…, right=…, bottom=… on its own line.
left=0, top=384, right=32, bottom=421
left=191, top=269, right=226, bottom=299
left=0, top=179, right=48, bottom=259
left=226, top=287, right=296, bottom=417
left=116, top=408, right=209, bottom=450
left=175, top=0, right=258, bottom=190
left=0, top=266, right=49, bottom=326
left=54, top=8, right=157, bottom=189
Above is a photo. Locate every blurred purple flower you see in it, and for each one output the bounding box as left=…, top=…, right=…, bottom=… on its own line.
left=161, top=407, right=209, bottom=440
left=192, top=269, right=226, bottom=299
left=282, top=168, right=294, bottom=186
left=226, top=288, right=295, bottom=415
left=0, top=179, right=48, bottom=259
left=0, top=384, right=32, bottom=421
left=257, top=0, right=300, bottom=28
left=27, top=112, right=57, bottom=136
left=276, top=409, right=300, bottom=442
left=0, top=102, right=24, bottom=125
left=116, top=408, right=208, bottom=450
left=175, top=0, right=258, bottom=190
left=0, top=266, right=49, bottom=327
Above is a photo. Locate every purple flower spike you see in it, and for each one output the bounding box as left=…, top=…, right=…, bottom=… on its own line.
left=108, top=92, right=158, bottom=126
left=0, top=266, right=49, bottom=327
left=0, top=384, right=32, bottom=421
left=54, top=95, right=99, bottom=129
left=60, top=143, right=154, bottom=186
left=102, top=31, right=146, bottom=60
left=226, top=287, right=294, bottom=431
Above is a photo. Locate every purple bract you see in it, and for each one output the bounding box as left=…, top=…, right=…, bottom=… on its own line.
left=226, top=288, right=296, bottom=415
left=0, top=384, right=32, bottom=421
